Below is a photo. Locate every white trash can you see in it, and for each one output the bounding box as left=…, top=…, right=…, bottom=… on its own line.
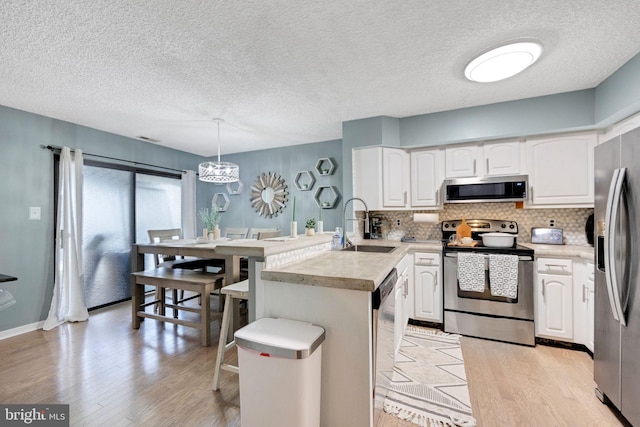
left=235, top=317, right=326, bottom=427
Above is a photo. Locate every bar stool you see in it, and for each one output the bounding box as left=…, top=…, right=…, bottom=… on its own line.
left=212, top=279, right=249, bottom=391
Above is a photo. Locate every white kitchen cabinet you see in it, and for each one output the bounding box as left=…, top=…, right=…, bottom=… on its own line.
left=525, top=131, right=596, bottom=207
left=413, top=252, right=442, bottom=323
left=352, top=146, right=409, bottom=210
left=535, top=257, right=573, bottom=340
left=483, top=140, right=521, bottom=176
left=444, top=140, right=521, bottom=179
left=383, top=148, right=410, bottom=207
left=585, top=262, right=595, bottom=352
left=410, top=148, right=443, bottom=208
left=394, top=254, right=411, bottom=356
left=576, top=261, right=595, bottom=352
left=444, top=144, right=479, bottom=178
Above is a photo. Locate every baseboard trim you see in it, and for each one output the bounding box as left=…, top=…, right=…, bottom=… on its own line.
left=0, top=321, right=45, bottom=340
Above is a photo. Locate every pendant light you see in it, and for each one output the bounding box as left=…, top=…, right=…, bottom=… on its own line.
left=198, top=119, right=240, bottom=183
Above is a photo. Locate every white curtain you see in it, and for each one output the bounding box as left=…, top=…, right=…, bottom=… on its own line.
left=181, top=170, right=197, bottom=238
left=43, top=147, right=89, bottom=330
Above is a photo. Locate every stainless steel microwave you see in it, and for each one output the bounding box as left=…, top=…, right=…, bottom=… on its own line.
left=443, top=175, right=528, bottom=203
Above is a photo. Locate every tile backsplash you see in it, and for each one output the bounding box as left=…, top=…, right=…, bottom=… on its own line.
left=362, top=203, right=593, bottom=246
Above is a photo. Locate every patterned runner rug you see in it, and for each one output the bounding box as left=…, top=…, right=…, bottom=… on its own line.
left=382, top=327, right=476, bottom=427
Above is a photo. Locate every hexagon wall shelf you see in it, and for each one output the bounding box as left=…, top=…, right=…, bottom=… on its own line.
left=314, top=185, right=339, bottom=209
left=294, top=171, right=315, bottom=191
left=315, top=158, right=336, bottom=176
left=212, top=192, right=230, bottom=211
left=226, top=179, right=243, bottom=195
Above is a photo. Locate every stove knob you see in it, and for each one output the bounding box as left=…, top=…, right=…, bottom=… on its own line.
left=509, top=224, right=515, bottom=229
left=501, top=223, right=506, bottom=228
left=444, top=224, right=450, bottom=228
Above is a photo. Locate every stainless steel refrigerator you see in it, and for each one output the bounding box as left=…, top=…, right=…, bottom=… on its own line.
left=594, top=127, right=640, bottom=426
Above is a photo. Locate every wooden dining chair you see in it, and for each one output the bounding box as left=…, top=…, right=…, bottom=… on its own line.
left=247, top=227, right=279, bottom=239
left=224, top=227, right=249, bottom=240
left=256, top=230, right=281, bottom=240
left=147, top=229, right=224, bottom=316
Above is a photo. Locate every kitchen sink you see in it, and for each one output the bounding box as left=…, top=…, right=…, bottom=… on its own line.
left=341, top=245, right=397, bottom=253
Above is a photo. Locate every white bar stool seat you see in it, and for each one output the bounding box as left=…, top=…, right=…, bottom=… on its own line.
left=212, top=279, right=249, bottom=390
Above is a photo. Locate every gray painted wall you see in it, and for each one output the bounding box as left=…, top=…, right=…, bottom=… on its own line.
left=216, top=140, right=344, bottom=236
left=0, top=105, right=208, bottom=333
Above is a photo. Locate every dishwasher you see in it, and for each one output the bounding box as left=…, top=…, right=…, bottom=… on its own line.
left=372, top=268, right=397, bottom=423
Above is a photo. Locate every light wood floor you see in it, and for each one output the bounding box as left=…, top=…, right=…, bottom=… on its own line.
left=0, top=297, right=628, bottom=427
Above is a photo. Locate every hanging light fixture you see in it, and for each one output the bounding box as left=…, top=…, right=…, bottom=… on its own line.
left=198, top=119, right=240, bottom=183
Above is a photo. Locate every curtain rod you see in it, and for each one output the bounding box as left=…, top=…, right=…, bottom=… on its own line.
left=41, top=144, right=187, bottom=174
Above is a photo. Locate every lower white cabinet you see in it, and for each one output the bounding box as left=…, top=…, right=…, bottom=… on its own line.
left=535, top=258, right=573, bottom=340
left=535, top=256, right=595, bottom=350
left=573, top=261, right=595, bottom=352
left=585, top=263, right=595, bottom=352
left=413, top=252, right=442, bottom=323
left=394, top=254, right=411, bottom=356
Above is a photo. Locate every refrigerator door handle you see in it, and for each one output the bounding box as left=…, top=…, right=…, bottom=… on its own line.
left=604, top=167, right=627, bottom=326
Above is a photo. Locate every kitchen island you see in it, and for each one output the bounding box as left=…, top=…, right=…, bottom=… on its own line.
left=216, top=236, right=441, bottom=427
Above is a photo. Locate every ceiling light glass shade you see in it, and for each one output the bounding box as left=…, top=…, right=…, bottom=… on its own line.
left=465, top=41, right=543, bottom=83
left=198, top=161, right=240, bottom=183
left=198, top=119, right=239, bottom=183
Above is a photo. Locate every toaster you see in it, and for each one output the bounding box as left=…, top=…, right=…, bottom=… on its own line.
left=531, top=227, right=563, bottom=245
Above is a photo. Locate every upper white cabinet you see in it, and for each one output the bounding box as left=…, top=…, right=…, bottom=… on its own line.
left=444, top=140, right=521, bottom=179
left=353, top=147, right=408, bottom=210
left=444, top=144, right=479, bottom=178
left=382, top=148, right=410, bottom=207
left=525, top=131, right=596, bottom=207
left=484, top=140, right=521, bottom=176
left=599, top=111, right=640, bottom=144
left=410, top=148, right=443, bottom=208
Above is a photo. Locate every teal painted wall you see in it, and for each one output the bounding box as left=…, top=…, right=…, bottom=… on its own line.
left=0, top=105, right=208, bottom=333
left=219, top=140, right=343, bottom=235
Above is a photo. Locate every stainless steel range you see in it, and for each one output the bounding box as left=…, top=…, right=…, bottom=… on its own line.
left=442, top=219, right=535, bottom=346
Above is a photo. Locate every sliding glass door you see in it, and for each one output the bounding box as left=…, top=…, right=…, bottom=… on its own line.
left=79, top=163, right=181, bottom=309
left=82, top=165, right=133, bottom=309
left=135, top=173, right=182, bottom=270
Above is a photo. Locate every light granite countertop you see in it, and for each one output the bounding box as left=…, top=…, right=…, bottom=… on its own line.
left=214, top=233, right=334, bottom=257
left=261, top=238, right=443, bottom=292
left=519, top=243, right=595, bottom=261
left=259, top=238, right=595, bottom=292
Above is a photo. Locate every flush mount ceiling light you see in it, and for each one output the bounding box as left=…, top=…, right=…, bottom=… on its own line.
left=198, top=119, right=240, bottom=184
left=464, top=40, right=543, bottom=83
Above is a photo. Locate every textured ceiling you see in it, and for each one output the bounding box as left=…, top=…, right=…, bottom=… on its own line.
left=2, top=1, right=640, bottom=156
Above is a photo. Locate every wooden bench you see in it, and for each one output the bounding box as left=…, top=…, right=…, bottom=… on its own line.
left=131, top=267, right=225, bottom=346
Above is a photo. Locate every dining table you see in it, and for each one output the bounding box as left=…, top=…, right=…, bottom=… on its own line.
left=131, top=238, right=242, bottom=286
left=131, top=238, right=245, bottom=333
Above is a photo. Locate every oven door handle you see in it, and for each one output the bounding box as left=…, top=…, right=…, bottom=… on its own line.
left=444, top=252, right=532, bottom=262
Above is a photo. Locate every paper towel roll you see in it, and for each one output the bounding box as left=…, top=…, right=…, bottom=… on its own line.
left=413, top=213, right=440, bottom=223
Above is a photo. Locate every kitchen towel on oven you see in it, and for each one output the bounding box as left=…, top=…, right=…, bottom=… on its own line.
left=457, top=253, right=485, bottom=292
left=489, top=254, right=519, bottom=298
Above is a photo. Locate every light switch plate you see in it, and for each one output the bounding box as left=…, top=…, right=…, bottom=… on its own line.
left=29, top=206, right=41, bottom=220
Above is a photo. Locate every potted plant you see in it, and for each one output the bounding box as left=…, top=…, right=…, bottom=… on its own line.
left=199, top=206, right=223, bottom=239
left=305, top=218, right=316, bottom=236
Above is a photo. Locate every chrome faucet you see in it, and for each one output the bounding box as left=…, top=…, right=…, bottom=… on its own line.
left=342, top=197, right=370, bottom=248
